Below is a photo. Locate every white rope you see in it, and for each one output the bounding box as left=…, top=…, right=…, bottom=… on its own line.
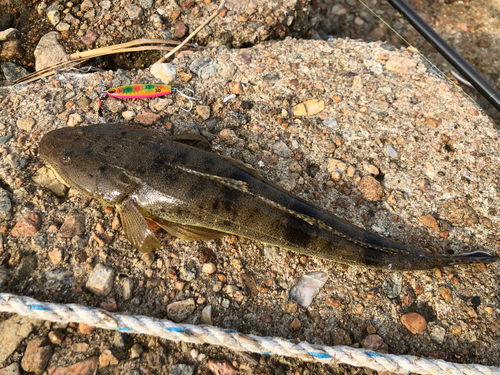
left=1, top=293, right=498, bottom=375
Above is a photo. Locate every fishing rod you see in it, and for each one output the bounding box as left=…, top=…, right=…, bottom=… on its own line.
left=382, top=0, right=500, bottom=113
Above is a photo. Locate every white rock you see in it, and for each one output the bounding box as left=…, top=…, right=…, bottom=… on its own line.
left=290, top=271, right=328, bottom=308
left=34, top=32, right=70, bottom=71
left=201, top=305, right=212, bottom=324
left=122, top=110, right=136, bottom=120
left=202, top=262, right=216, bottom=274
left=46, top=3, right=61, bottom=26
left=67, top=113, right=83, bottom=127
left=0, top=28, right=20, bottom=41
left=86, top=263, right=115, bottom=296
left=56, top=22, right=71, bottom=32
left=150, top=63, right=177, bottom=84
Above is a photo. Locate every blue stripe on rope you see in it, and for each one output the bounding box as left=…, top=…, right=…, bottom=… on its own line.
left=28, top=305, right=50, bottom=311
left=366, top=352, right=385, bottom=358
left=168, top=327, right=184, bottom=332
left=308, top=352, right=332, bottom=359
left=117, top=327, right=132, bottom=331
left=225, top=329, right=238, bottom=333
left=259, top=352, right=272, bottom=355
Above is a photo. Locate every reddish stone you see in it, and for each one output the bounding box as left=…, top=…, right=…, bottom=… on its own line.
left=78, top=323, right=95, bottom=334
left=207, top=359, right=238, bottom=375
left=228, top=81, right=244, bottom=95
left=11, top=212, right=41, bottom=237
left=81, top=30, right=98, bottom=47
left=174, top=22, right=188, bottom=38
left=100, top=297, right=118, bottom=312
left=172, top=10, right=181, bottom=19
left=134, top=111, right=160, bottom=126
left=51, top=356, right=99, bottom=375
left=180, top=1, right=194, bottom=8
left=358, top=176, right=383, bottom=202
left=401, top=312, right=427, bottom=334
left=21, top=337, right=53, bottom=373
left=289, top=317, right=301, bottom=331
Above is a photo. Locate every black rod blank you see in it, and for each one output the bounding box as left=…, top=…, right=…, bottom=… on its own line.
left=385, top=0, right=500, bottom=113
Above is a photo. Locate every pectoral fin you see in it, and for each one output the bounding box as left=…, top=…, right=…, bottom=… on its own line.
left=118, top=200, right=162, bottom=253
left=156, top=220, right=227, bottom=241
left=170, top=133, right=212, bottom=151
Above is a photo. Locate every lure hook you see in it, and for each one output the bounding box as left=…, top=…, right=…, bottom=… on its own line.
left=173, top=88, right=200, bottom=112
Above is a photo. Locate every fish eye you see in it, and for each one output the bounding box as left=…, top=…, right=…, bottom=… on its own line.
left=61, top=152, right=73, bottom=164
left=108, top=89, right=116, bottom=94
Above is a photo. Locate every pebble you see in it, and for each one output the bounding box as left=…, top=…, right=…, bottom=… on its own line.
left=150, top=63, right=177, bottom=84
left=174, top=23, right=188, bottom=38
left=0, top=134, right=13, bottom=146
left=46, top=3, right=61, bottom=26
left=218, top=129, right=238, bottom=145
left=86, top=263, right=115, bottom=296
left=179, top=265, right=196, bottom=281
left=0, top=28, right=19, bottom=41
left=361, top=334, right=384, bottom=351
left=430, top=325, right=446, bottom=344
left=201, top=305, right=212, bottom=324
left=173, top=122, right=200, bottom=135
left=67, top=113, right=83, bottom=127
left=273, top=141, right=292, bottom=157
left=145, top=347, right=165, bottom=368
left=48, top=330, right=65, bottom=345
left=207, top=359, right=238, bottom=375
left=189, top=57, right=219, bottom=79
left=382, top=272, right=403, bottom=299
left=122, top=278, right=134, bottom=300
left=196, top=105, right=211, bottom=120
left=111, top=331, right=126, bottom=351
left=34, top=32, right=70, bottom=71
left=78, top=323, right=94, bottom=334
left=167, top=298, right=196, bottom=322
left=292, top=99, right=324, bottom=116
left=134, top=111, right=161, bottom=126
left=17, top=116, right=35, bottom=131
left=32, top=166, right=68, bottom=196
left=0, top=363, right=20, bottom=375
left=228, top=81, right=244, bottom=95
left=202, top=262, right=216, bottom=274
left=384, top=172, right=411, bottom=193
left=357, top=176, right=383, bottom=202
left=58, top=211, right=86, bottom=237
left=125, top=3, right=143, bottom=19
left=385, top=145, right=398, bottom=158
left=11, top=213, right=41, bottom=237
left=170, top=364, right=195, bottom=375
left=290, top=271, right=328, bottom=308
left=99, top=349, right=119, bottom=367
left=289, top=317, right=301, bottom=330
left=21, top=337, right=53, bottom=373
left=48, top=248, right=64, bottom=265
left=130, top=343, right=143, bottom=359
left=121, top=110, right=136, bottom=120
left=418, top=215, right=440, bottom=232
left=0, top=315, right=37, bottom=362
left=401, top=312, right=427, bottom=334
left=0, top=40, right=24, bottom=60
left=0, top=188, right=12, bottom=222
left=100, top=297, right=118, bottom=312
left=440, top=286, right=453, bottom=302
left=437, top=199, right=478, bottom=227
left=2, top=62, right=29, bottom=82
left=45, top=268, right=73, bottom=285
left=50, top=356, right=99, bottom=375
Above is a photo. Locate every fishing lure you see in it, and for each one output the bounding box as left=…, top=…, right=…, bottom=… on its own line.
left=98, top=83, right=199, bottom=123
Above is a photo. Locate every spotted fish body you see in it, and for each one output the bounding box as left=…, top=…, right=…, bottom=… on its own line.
left=38, top=124, right=499, bottom=271
left=107, top=84, right=172, bottom=99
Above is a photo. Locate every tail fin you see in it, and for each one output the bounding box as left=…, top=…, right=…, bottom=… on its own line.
left=451, top=251, right=499, bottom=264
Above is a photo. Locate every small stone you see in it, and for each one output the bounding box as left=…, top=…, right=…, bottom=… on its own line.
left=0, top=28, right=19, bottom=41
left=332, top=328, right=352, bottom=346
left=174, top=22, right=188, bottom=38
left=34, top=32, right=70, bottom=71
left=0, top=316, right=37, bottom=363
left=202, top=262, right=216, bottom=274
left=81, top=0, right=93, bottom=11
left=51, top=356, right=99, bottom=375
left=327, top=159, right=347, bottom=174
left=199, top=247, right=216, bottom=263
left=150, top=63, right=177, bottom=84
left=100, top=297, right=118, bottom=312
left=366, top=325, right=377, bottom=334
left=0, top=188, right=12, bottom=223
left=196, top=105, right=210, bottom=120
left=45, top=268, right=73, bottom=285
left=292, top=99, right=324, bottom=116
left=201, top=305, right=212, bottom=325
left=99, top=349, right=119, bottom=367
left=218, top=129, right=238, bottom=144
left=48, top=330, right=65, bottom=345
left=125, top=3, right=143, bottom=19
left=142, top=252, right=155, bottom=266
left=56, top=22, right=70, bottom=32
left=430, top=326, right=446, bottom=344
left=358, top=176, right=383, bottom=201
left=2, top=62, right=29, bottom=82
left=386, top=145, right=398, bottom=158
left=145, top=347, right=165, bottom=368
left=11, top=212, right=41, bottom=237
left=180, top=72, right=193, bottom=82
left=86, top=263, right=115, bottom=296
left=401, top=312, right=427, bottom=334
left=189, top=57, right=218, bottom=79
left=228, top=81, right=244, bottom=95
left=130, top=343, right=143, bottom=359
left=418, top=215, right=440, bottom=232
left=440, top=286, right=453, bottom=302
left=46, top=3, right=60, bottom=25
left=167, top=298, right=196, bottom=322
left=17, top=116, right=35, bottom=131
left=382, top=272, right=403, bottom=299
left=290, top=271, right=328, bottom=308
left=273, top=141, right=292, bottom=157
left=122, top=110, right=136, bottom=120
left=48, top=248, right=64, bottom=265
left=81, top=29, right=98, bottom=47
left=33, top=167, right=68, bottom=196
left=112, top=331, right=127, bottom=351
left=21, top=337, right=53, bottom=373
left=78, top=323, right=94, bottom=334
left=67, top=113, right=83, bottom=127
left=170, top=364, right=195, bottom=375
left=179, top=265, right=196, bottom=281
left=122, top=278, right=133, bottom=300
left=239, top=272, right=259, bottom=297
left=207, top=360, right=238, bottom=375
left=361, top=334, right=384, bottom=351
left=437, top=199, right=478, bottom=227
left=0, top=363, right=20, bottom=375
left=289, top=317, right=301, bottom=330
left=135, top=111, right=161, bottom=126
left=58, top=211, right=86, bottom=237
